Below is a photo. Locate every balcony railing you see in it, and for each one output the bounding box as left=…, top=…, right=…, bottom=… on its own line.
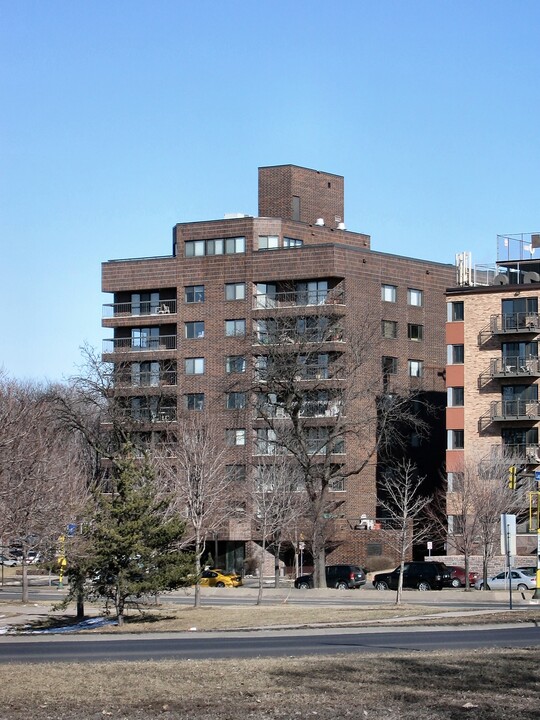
left=103, top=299, right=177, bottom=318
left=491, top=444, right=540, bottom=465
left=253, top=288, right=344, bottom=310
left=130, top=408, right=177, bottom=423
left=486, top=356, right=540, bottom=378
left=114, top=370, right=178, bottom=387
left=102, top=335, right=177, bottom=354
left=491, top=400, right=540, bottom=421
left=490, top=312, right=540, bottom=334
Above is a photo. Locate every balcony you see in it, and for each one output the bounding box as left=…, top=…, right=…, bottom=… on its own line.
left=131, top=407, right=177, bottom=423
left=485, top=356, right=540, bottom=380
left=103, top=299, right=177, bottom=318
left=114, top=370, right=177, bottom=388
left=490, top=400, right=540, bottom=422
left=253, top=288, right=344, bottom=311
left=491, top=443, right=540, bottom=465
left=102, top=335, right=177, bottom=355
left=490, top=312, right=540, bottom=335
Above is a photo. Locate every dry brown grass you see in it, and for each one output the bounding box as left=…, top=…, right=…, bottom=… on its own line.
left=0, top=647, right=538, bottom=719
left=3, top=599, right=540, bottom=633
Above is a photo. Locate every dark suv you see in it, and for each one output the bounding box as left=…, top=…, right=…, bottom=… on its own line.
left=295, top=564, right=366, bottom=590
left=373, top=561, right=452, bottom=591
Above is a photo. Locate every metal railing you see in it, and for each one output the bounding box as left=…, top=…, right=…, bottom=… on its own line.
left=491, top=400, right=540, bottom=421
left=114, top=370, right=178, bottom=387
left=253, top=288, right=344, bottom=310
left=490, top=312, right=540, bottom=334
left=102, top=335, right=177, bottom=353
left=103, top=299, right=177, bottom=318
left=491, top=444, right=540, bottom=465
left=129, top=408, right=177, bottom=423
left=487, top=356, right=540, bottom=378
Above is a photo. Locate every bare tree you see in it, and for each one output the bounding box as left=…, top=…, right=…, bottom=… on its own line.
left=155, top=415, right=231, bottom=607
left=0, top=377, right=89, bottom=602
left=249, top=307, right=425, bottom=588
left=376, top=460, right=432, bottom=604
left=440, top=455, right=522, bottom=590
left=250, top=457, right=306, bottom=604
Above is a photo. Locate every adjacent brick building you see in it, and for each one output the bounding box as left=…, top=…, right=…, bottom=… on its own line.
left=446, top=237, right=540, bottom=561
left=102, top=165, right=455, bottom=573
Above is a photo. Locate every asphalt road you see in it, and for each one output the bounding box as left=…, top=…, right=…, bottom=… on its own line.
left=1, top=626, right=538, bottom=664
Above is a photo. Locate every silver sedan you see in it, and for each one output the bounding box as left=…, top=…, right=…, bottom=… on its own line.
left=475, top=569, right=536, bottom=591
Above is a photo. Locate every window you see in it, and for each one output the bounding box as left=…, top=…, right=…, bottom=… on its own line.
left=226, top=392, right=246, bottom=410
left=448, top=387, right=464, bottom=406
left=225, top=319, right=246, bottom=337
left=408, top=323, right=424, bottom=341
left=447, top=344, right=464, bottom=364
left=225, top=282, right=246, bottom=301
left=447, top=301, right=464, bottom=321
left=382, top=320, right=398, bottom=339
left=185, top=393, right=204, bottom=411
left=185, top=357, right=205, bottom=375
left=329, top=474, right=345, bottom=492
left=131, top=292, right=160, bottom=315
left=225, top=464, right=246, bottom=482
left=258, top=235, right=279, bottom=250
left=185, top=240, right=205, bottom=257
left=185, top=321, right=205, bottom=339
left=226, top=355, right=246, bottom=373
left=284, top=237, right=303, bottom=248
left=407, top=288, right=423, bottom=306
left=132, top=327, right=160, bottom=349
left=447, top=429, right=464, bottom=449
left=381, top=284, right=397, bottom=303
left=185, top=237, right=245, bottom=257
left=408, top=359, right=423, bottom=377
left=256, top=427, right=278, bottom=455
left=382, top=356, right=398, bottom=375
left=306, top=427, right=344, bottom=455
left=185, top=285, right=205, bottom=303
left=447, top=472, right=463, bottom=492
left=131, top=361, right=160, bottom=387
left=225, top=237, right=245, bottom=254
left=296, top=280, right=328, bottom=306
left=225, top=428, right=246, bottom=446
left=448, top=514, right=465, bottom=535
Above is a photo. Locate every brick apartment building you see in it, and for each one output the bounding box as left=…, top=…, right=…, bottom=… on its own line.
left=446, top=236, right=540, bottom=560
left=102, top=164, right=455, bottom=573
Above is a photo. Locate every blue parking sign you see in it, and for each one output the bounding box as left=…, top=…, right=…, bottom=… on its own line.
left=67, top=523, right=77, bottom=537
left=535, top=471, right=540, bottom=483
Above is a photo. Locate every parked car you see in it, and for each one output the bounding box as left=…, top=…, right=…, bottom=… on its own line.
left=9, top=549, right=41, bottom=564
left=475, top=569, right=536, bottom=591
left=373, top=561, right=452, bottom=591
left=446, top=565, right=479, bottom=588
left=199, top=569, right=242, bottom=588
left=516, top=566, right=537, bottom=577
left=294, top=564, right=366, bottom=590
left=0, top=554, right=18, bottom=567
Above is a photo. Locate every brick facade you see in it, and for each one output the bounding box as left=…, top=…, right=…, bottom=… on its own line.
left=102, top=165, right=454, bottom=573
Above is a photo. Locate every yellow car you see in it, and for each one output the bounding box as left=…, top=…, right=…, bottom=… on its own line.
left=199, top=569, right=242, bottom=588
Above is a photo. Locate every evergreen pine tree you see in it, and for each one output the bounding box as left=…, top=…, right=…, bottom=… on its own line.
left=84, top=445, right=193, bottom=624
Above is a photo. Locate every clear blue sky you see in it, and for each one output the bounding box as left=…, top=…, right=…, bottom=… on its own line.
left=2, top=1, right=539, bottom=381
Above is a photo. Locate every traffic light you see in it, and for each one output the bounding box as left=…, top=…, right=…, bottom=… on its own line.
left=509, top=466, right=517, bottom=490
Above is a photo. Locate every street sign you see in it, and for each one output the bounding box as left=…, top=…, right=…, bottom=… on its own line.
left=535, top=471, right=540, bottom=483
left=67, top=523, right=77, bottom=537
